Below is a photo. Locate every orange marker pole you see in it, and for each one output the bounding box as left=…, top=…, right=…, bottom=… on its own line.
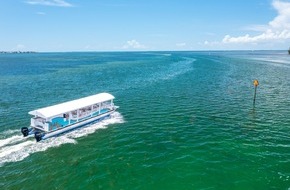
left=253, top=80, right=259, bottom=105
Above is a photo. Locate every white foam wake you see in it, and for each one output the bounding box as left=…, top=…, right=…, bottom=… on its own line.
left=0, top=129, right=19, bottom=136
left=0, top=135, right=25, bottom=148
left=0, top=112, right=124, bottom=167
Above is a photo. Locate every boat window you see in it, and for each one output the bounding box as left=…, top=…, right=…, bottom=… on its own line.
left=102, top=101, right=111, bottom=107
left=78, top=106, right=92, bottom=117
left=85, top=106, right=91, bottom=112
left=93, top=104, right=99, bottom=110
left=71, top=110, right=77, bottom=118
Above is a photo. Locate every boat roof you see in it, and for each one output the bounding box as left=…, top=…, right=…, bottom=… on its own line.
left=29, top=93, right=115, bottom=118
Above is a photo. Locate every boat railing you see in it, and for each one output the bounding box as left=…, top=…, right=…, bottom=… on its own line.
left=92, top=104, right=99, bottom=112
left=79, top=110, right=91, bottom=118
left=31, top=117, right=45, bottom=128
left=67, top=102, right=114, bottom=121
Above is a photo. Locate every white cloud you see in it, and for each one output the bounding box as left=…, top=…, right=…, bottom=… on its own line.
left=242, top=25, right=269, bottom=32
left=223, top=29, right=290, bottom=43
left=122, top=40, right=146, bottom=49
left=36, top=12, right=46, bottom=15
left=84, top=45, right=91, bottom=50
left=202, top=40, right=220, bottom=47
left=26, top=0, right=73, bottom=7
left=16, top=44, right=26, bottom=50
left=269, top=0, right=290, bottom=29
left=205, top=32, right=216, bottom=36
left=176, top=42, right=186, bottom=47
left=222, top=0, right=290, bottom=44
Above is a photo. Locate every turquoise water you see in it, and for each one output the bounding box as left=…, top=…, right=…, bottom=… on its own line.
left=0, top=51, right=289, bottom=189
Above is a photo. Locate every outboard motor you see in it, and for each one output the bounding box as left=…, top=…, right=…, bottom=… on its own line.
left=21, top=127, right=29, bottom=137
left=34, top=132, right=42, bottom=142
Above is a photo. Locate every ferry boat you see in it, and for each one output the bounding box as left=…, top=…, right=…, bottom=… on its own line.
left=21, top=93, right=118, bottom=142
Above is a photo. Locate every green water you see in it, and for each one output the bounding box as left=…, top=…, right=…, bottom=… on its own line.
left=0, top=51, right=289, bottom=189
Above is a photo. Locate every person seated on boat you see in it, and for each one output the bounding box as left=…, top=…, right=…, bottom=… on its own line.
left=63, top=113, right=69, bottom=121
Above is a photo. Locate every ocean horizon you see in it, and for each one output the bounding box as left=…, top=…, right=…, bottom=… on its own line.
left=0, top=51, right=289, bottom=189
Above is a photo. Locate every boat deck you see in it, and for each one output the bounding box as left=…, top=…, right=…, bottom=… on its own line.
left=50, top=108, right=110, bottom=131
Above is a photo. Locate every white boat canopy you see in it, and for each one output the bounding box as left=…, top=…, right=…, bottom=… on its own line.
left=28, top=93, right=115, bottom=119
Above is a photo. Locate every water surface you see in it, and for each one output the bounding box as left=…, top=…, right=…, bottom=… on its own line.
left=0, top=51, right=289, bottom=189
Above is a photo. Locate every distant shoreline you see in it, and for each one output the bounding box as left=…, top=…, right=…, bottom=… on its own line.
left=0, top=51, right=37, bottom=54
left=0, top=50, right=288, bottom=54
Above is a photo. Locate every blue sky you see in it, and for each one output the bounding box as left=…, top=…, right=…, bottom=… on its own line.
left=0, top=0, right=290, bottom=51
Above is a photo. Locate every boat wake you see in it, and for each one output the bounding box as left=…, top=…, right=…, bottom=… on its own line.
left=0, top=112, right=124, bottom=167
left=0, top=134, right=26, bottom=148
